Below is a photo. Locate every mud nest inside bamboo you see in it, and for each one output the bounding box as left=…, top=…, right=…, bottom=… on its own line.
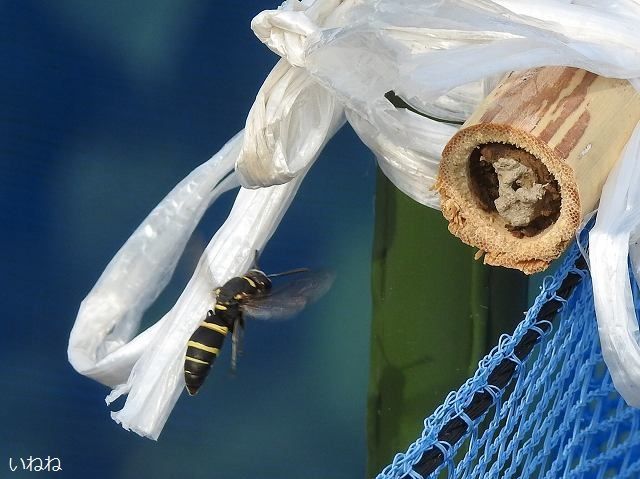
left=437, top=67, right=640, bottom=273
left=468, top=143, right=561, bottom=238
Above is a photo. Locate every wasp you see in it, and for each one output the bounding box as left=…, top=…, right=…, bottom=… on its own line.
left=183, top=266, right=333, bottom=395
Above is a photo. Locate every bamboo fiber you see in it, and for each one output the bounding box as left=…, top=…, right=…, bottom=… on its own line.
left=436, top=67, right=640, bottom=273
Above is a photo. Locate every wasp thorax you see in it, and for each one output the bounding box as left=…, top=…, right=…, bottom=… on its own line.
left=185, top=267, right=332, bottom=396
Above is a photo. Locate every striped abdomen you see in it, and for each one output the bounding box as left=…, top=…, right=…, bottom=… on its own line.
left=184, top=310, right=230, bottom=395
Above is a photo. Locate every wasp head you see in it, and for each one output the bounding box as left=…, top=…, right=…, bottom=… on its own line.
left=245, top=269, right=272, bottom=292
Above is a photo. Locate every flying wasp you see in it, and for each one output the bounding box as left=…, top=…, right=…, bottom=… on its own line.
left=184, top=266, right=334, bottom=396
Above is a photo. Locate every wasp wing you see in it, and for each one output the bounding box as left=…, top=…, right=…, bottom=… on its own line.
left=231, top=318, right=244, bottom=375
left=240, top=270, right=335, bottom=321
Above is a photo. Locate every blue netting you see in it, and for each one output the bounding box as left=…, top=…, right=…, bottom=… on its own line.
left=378, top=242, right=640, bottom=479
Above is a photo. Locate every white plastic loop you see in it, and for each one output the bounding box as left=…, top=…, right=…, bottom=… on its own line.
left=590, top=121, right=640, bottom=407
left=238, top=0, right=353, bottom=188
left=236, top=60, right=344, bottom=187
left=70, top=0, right=640, bottom=440
left=107, top=177, right=307, bottom=439
left=68, top=132, right=243, bottom=387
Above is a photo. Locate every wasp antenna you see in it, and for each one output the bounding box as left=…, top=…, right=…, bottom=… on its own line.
left=252, top=249, right=261, bottom=270
left=267, top=268, right=310, bottom=278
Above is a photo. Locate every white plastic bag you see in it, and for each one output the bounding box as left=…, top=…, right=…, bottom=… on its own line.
left=256, top=0, right=640, bottom=204
left=245, top=0, right=640, bottom=408
left=70, top=0, right=640, bottom=438
left=590, top=122, right=640, bottom=407
left=105, top=176, right=309, bottom=438
left=69, top=42, right=344, bottom=437
left=68, top=132, right=328, bottom=438
left=68, top=132, right=243, bottom=387
left=236, top=0, right=351, bottom=187
left=236, top=59, right=344, bottom=187
left=303, top=0, right=640, bottom=108
left=347, top=108, right=458, bottom=208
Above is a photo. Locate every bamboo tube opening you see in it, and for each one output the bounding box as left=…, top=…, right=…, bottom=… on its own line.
left=436, top=66, right=640, bottom=274
left=467, top=142, right=561, bottom=238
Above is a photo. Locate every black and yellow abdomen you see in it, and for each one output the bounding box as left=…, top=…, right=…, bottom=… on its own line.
left=184, top=270, right=272, bottom=395
left=184, top=310, right=231, bottom=395
left=184, top=267, right=331, bottom=397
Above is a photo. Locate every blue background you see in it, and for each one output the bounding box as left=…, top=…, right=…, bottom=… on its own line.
left=0, top=2, right=375, bottom=477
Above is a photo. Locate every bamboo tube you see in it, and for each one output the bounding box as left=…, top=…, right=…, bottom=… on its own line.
left=436, top=67, right=640, bottom=274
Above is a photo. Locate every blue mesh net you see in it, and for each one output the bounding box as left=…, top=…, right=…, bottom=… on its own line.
left=378, top=242, right=640, bottom=479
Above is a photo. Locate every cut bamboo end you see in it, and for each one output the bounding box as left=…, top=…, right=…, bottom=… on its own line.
left=436, top=67, right=640, bottom=274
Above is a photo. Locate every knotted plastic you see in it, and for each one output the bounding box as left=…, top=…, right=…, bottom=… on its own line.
left=69, top=0, right=640, bottom=439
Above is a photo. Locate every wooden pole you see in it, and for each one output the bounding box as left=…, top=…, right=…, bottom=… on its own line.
left=436, top=67, right=640, bottom=273
left=368, top=172, right=527, bottom=475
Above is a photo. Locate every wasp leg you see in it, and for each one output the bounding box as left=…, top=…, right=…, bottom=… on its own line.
left=231, top=318, right=245, bottom=376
